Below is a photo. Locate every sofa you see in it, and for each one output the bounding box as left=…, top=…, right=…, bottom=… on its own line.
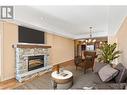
left=88, top=62, right=127, bottom=89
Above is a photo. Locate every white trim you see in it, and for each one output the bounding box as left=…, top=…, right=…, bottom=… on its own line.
left=114, top=16, right=126, bottom=36
left=2, top=75, right=15, bottom=82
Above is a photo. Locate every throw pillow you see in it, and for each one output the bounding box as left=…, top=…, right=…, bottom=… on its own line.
left=114, top=63, right=127, bottom=83
left=98, top=64, right=119, bottom=82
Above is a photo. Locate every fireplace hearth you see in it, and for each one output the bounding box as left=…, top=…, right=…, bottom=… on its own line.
left=28, top=55, right=44, bottom=71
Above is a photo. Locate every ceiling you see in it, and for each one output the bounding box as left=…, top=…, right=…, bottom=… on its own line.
left=32, top=6, right=108, bottom=34
left=12, top=6, right=127, bottom=39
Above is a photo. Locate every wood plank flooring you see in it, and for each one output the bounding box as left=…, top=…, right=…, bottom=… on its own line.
left=0, top=60, right=74, bottom=89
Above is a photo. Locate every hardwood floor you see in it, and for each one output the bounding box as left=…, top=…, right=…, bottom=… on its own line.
left=0, top=78, right=19, bottom=89
left=0, top=60, right=74, bottom=89
left=14, top=60, right=101, bottom=89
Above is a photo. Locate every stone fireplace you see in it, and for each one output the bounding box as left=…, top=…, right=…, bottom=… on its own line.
left=13, top=43, right=51, bottom=82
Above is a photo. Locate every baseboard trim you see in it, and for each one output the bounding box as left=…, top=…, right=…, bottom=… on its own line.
left=1, top=75, right=15, bottom=82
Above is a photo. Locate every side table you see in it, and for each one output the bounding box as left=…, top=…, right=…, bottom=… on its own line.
left=51, top=70, right=73, bottom=89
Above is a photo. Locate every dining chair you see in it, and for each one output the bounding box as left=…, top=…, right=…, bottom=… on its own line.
left=83, top=51, right=96, bottom=73
left=74, top=56, right=83, bottom=70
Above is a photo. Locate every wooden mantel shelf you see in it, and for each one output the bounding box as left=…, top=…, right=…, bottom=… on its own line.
left=12, top=43, right=51, bottom=48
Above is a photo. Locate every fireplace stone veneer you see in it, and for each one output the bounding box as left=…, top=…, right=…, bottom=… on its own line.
left=13, top=43, right=51, bottom=82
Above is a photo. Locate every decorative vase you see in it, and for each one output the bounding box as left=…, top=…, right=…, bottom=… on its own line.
left=56, top=65, right=60, bottom=74
left=52, top=65, right=60, bottom=74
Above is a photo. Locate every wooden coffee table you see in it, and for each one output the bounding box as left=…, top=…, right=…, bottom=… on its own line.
left=51, top=70, right=73, bottom=89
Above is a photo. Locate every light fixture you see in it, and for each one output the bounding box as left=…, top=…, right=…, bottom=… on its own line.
left=85, top=26, right=96, bottom=43
left=100, top=41, right=102, bottom=44
left=92, top=39, right=96, bottom=43
left=83, top=42, right=86, bottom=45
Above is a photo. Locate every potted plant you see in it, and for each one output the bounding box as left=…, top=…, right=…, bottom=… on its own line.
left=98, top=43, right=120, bottom=64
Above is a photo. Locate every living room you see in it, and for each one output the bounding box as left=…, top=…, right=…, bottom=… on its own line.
left=0, top=1, right=127, bottom=94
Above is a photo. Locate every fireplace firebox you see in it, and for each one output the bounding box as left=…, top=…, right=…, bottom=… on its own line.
left=28, top=55, right=44, bottom=71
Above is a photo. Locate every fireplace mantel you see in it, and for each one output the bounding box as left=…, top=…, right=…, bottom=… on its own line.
left=12, top=43, right=51, bottom=48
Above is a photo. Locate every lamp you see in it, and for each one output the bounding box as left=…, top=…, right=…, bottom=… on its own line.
left=85, top=26, right=96, bottom=43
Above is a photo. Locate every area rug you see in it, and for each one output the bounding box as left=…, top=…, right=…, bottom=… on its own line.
left=14, top=63, right=102, bottom=89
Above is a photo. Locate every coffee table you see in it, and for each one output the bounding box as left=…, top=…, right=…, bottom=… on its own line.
left=51, top=70, right=73, bottom=89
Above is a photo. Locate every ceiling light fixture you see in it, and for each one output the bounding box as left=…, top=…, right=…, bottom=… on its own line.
left=85, top=26, right=96, bottom=43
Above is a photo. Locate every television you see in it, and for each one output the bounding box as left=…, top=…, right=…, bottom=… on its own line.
left=18, top=26, right=45, bottom=44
